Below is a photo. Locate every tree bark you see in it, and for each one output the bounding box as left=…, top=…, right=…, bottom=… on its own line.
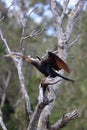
left=37, top=0, right=86, bottom=130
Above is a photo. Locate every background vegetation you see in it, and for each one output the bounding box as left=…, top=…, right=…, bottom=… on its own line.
left=0, top=0, right=87, bottom=130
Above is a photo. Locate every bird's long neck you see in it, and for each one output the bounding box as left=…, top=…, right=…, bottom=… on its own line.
left=21, top=56, right=40, bottom=69
left=12, top=53, right=41, bottom=69
left=22, top=56, right=33, bottom=64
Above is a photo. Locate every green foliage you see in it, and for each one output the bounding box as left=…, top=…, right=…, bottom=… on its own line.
left=0, top=0, right=87, bottom=129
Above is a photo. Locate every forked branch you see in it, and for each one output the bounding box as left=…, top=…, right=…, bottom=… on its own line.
left=22, top=26, right=47, bottom=40
left=0, top=28, right=32, bottom=119
left=28, top=98, right=53, bottom=130
left=19, top=6, right=38, bottom=51
left=51, top=110, right=78, bottom=130
left=66, top=0, right=86, bottom=40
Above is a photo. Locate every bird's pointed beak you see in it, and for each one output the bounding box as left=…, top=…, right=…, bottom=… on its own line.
left=4, top=54, right=16, bottom=58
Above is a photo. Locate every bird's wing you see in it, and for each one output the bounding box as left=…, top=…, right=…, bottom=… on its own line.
left=44, top=52, right=70, bottom=74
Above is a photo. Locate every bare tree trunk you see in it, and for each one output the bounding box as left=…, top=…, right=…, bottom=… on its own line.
left=37, top=0, right=85, bottom=130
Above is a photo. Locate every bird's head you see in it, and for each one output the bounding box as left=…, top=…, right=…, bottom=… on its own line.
left=4, top=52, right=22, bottom=58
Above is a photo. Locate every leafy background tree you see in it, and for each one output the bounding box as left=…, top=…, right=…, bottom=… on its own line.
left=0, top=0, right=87, bottom=130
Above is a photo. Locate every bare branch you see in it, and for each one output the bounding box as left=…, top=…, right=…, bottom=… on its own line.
left=14, top=57, right=33, bottom=117
left=0, top=27, right=32, bottom=118
left=68, top=34, right=81, bottom=47
left=19, top=6, right=38, bottom=51
left=61, top=0, right=70, bottom=20
left=28, top=98, right=51, bottom=130
left=71, top=0, right=85, bottom=21
left=1, top=72, right=11, bottom=108
left=0, top=16, right=5, bottom=22
left=4, top=52, right=33, bottom=117
left=38, top=85, right=45, bottom=103
left=51, top=110, right=78, bottom=130
left=41, top=76, right=61, bottom=86
left=0, top=1, right=13, bottom=22
left=28, top=6, right=38, bottom=18
left=4, top=72, right=11, bottom=89
left=6, top=1, right=14, bottom=12
left=41, top=50, right=58, bottom=59
left=51, top=0, right=64, bottom=42
left=51, top=0, right=60, bottom=19
left=66, top=0, right=86, bottom=40
left=20, top=18, right=27, bottom=51
left=63, top=0, right=69, bottom=11
left=22, top=26, right=47, bottom=40
left=0, top=109, right=8, bottom=130
left=0, top=4, right=33, bottom=116
left=0, top=27, right=11, bottom=53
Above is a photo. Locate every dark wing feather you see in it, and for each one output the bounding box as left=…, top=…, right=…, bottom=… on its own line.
left=44, top=52, right=70, bottom=73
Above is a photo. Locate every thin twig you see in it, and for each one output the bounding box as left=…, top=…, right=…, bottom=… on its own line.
left=22, top=26, right=47, bottom=40
left=0, top=16, right=5, bottom=22
left=28, top=6, right=38, bottom=18
left=1, top=72, right=11, bottom=108
left=20, top=19, right=27, bottom=51
left=0, top=1, right=13, bottom=22
left=68, top=34, right=81, bottom=47
left=0, top=27, right=11, bottom=53
left=66, top=0, right=86, bottom=40
left=41, top=50, right=58, bottom=59
left=20, top=6, right=38, bottom=51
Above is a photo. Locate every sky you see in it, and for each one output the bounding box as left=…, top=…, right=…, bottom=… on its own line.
left=3, top=0, right=78, bottom=7
left=2, top=0, right=86, bottom=36
left=2, top=0, right=79, bottom=23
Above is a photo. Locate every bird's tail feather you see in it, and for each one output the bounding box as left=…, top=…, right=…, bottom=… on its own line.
left=56, top=73, right=75, bottom=82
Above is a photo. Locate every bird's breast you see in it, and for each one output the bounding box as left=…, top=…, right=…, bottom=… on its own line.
left=39, top=62, right=51, bottom=76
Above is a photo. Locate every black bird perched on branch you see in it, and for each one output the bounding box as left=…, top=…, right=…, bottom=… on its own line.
left=8, top=52, right=74, bottom=82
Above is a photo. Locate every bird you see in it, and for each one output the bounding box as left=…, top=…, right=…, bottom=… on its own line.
left=9, top=52, right=74, bottom=82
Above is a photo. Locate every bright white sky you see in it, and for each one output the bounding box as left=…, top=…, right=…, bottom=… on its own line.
left=3, top=0, right=78, bottom=7
left=2, top=0, right=86, bottom=36
left=3, top=0, right=12, bottom=6
left=58, top=0, right=78, bottom=7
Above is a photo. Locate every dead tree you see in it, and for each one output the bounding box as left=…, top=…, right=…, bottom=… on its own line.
left=0, top=0, right=86, bottom=130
